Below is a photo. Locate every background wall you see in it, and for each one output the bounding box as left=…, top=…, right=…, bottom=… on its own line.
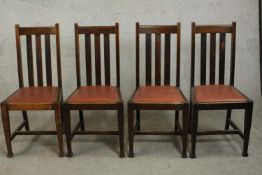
left=0, top=0, right=260, bottom=103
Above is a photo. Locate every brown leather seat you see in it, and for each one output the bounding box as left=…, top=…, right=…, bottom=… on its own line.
left=132, top=86, right=186, bottom=104
left=67, top=86, right=120, bottom=104
left=7, top=87, right=59, bottom=104
left=194, top=85, right=247, bottom=103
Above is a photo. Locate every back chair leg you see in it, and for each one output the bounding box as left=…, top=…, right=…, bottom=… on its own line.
left=242, top=102, right=253, bottom=157
left=188, top=102, right=192, bottom=134
left=128, top=108, right=134, bottom=157
left=224, top=109, right=232, bottom=130
left=22, top=111, right=30, bottom=131
left=182, top=108, right=188, bottom=158
left=54, top=104, right=64, bottom=157
left=190, top=106, right=198, bottom=159
left=118, top=106, right=125, bottom=158
left=65, top=108, right=73, bottom=157
left=1, top=104, right=13, bottom=158
left=136, top=110, right=141, bottom=131
left=79, top=110, right=85, bottom=131
left=175, top=110, right=179, bottom=132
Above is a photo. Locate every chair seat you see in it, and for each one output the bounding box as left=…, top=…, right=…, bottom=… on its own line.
left=131, top=86, right=186, bottom=104
left=194, top=85, right=247, bottom=103
left=6, top=87, right=59, bottom=105
left=67, top=86, right=121, bottom=104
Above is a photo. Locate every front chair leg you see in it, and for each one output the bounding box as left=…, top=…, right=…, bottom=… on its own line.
left=242, top=102, right=253, bottom=157
left=128, top=108, right=134, bottom=157
left=22, top=111, right=30, bottom=131
left=79, top=110, right=85, bottom=131
left=54, top=104, right=64, bottom=157
left=1, top=104, right=13, bottom=158
left=175, top=110, right=179, bottom=132
left=182, top=107, right=188, bottom=158
left=136, top=110, right=141, bottom=131
left=117, top=106, right=125, bottom=158
left=190, top=106, right=198, bottom=159
left=64, top=107, right=73, bottom=157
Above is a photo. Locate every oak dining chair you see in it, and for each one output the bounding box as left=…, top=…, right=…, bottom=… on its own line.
left=128, top=22, right=189, bottom=158
left=190, top=22, right=253, bottom=158
left=1, top=24, right=64, bottom=157
left=63, top=23, right=124, bottom=157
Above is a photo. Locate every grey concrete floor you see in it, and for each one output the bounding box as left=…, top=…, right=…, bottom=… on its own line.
left=0, top=99, right=261, bottom=175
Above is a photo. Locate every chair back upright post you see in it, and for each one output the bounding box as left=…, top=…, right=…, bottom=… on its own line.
left=190, top=22, right=236, bottom=89
left=135, top=22, right=181, bottom=88
left=15, top=24, right=62, bottom=88
left=74, top=23, right=120, bottom=88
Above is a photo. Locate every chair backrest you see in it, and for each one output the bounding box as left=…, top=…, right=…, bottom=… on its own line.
left=15, top=24, right=62, bottom=88
left=190, top=22, right=236, bottom=88
left=136, top=22, right=181, bottom=87
left=74, top=23, right=120, bottom=87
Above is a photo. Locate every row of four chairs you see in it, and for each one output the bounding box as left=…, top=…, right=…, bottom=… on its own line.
left=1, top=22, right=253, bottom=158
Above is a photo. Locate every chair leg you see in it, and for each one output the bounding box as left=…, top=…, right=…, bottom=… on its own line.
left=128, top=108, right=134, bottom=157
left=22, top=111, right=30, bottom=131
left=118, top=106, right=125, bottom=158
left=136, top=110, right=141, bottom=131
left=65, top=108, right=73, bottom=157
left=54, top=104, right=64, bottom=157
left=175, top=110, right=179, bottom=132
left=190, top=106, right=198, bottom=158
left=79, top=110, right=85, bottom=131
left=181, top=107, right=188, bottom=158
left=1, top=104, right=13, bottom=157
left=242, top=102, right=253, bottom=157
left=224, top=109, right=232, bottom=130
left=188, top=102, right=192, bottom=134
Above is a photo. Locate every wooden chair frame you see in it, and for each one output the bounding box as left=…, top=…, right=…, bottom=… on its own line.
left=63, top=23, right=124, bottom=157
left=128, top=23, right=189, bottom=158
left=190, top=22, right=253, bottom=158
left=1, top=24, right=64, bottom=157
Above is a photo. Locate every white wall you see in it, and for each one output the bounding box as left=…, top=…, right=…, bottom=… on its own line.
left=0, top=0, right=260, bottom=103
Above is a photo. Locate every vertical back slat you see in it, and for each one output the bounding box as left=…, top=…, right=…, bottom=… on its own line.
left=155, top=33, right=161, bottom=85
left=95, top=34, right=101, bottom=85
left=15, top=25, right=24, bottom=88
left=45, top=35, right=52, bottom=86
left=35, top=35, right=43, bottom=86
left=85, top=34, right=92, bottom=85
left=104, top=34, right=111, bottom=85
left=230, top=22, right=236, bottom=86
left=164, top=34, right=170, bottom=85
left=136, top=23, right=140, bottom=88
left=209, top=33, right=216, bottom=84
left=145, top=33, right=152, bottom=85
left=219, top=33, right=226, bottom=84
left=176, top=23, right=181, bottom=87
left=26, top=35, right=34, bottom=86
left=200, top=33, right=207, bottom=85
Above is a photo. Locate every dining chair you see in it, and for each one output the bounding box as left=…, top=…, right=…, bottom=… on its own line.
left=128, top=22, right=189, bottom=158
left=190, top=22, right=253, bottom=158
left=1, top=24, right=64, bottom=157
left=63, top=23, right=124, bottom=157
